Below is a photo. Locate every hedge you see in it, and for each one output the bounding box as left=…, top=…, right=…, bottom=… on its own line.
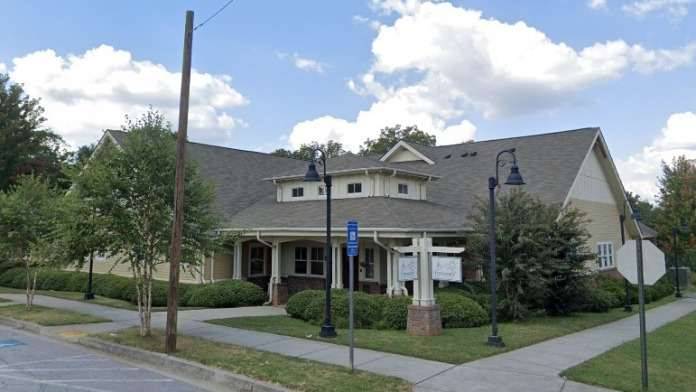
left=0, top=268, right=264, bottom=308
left=286, top=288, right=489, bottom=330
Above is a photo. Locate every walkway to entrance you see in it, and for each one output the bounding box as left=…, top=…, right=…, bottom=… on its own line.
left=1, top=293, right=695, bottom=392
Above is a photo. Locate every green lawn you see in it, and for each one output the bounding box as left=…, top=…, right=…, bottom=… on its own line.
left=96, top=328, right=411, bottom=392
left=0, top=286, right=203, bottom=312
left=563, top=311, right=696, bottom=392
left=0, top=304, right=110, bottom=326
left=208, top=296, right=677, bottom=364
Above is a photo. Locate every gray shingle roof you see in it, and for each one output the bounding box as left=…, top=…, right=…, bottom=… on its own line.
left=105, top=127, right=600, bottom=232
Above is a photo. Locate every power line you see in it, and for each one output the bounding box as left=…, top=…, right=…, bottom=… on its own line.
left=194, top=0, right=236, bottom=31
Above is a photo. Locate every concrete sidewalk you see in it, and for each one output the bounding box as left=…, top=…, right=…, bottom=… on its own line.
left=2, top=293, right=695, bottom=391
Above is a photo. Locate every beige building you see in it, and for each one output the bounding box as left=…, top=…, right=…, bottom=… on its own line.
left=87, top=127, right=642, bottom=307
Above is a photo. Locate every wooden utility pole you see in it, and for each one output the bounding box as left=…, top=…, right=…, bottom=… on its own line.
left=166, top=10, right=194, bottom=354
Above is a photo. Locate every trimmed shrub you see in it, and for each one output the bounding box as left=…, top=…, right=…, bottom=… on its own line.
left=438, top=292, right=488, bottom=328
left=580, top=288, right=614, bottom=313
left=184, top=280, right=265, bottom=308
left=380, top=296, right=411, bottom=330
left=286, top=290, right=323, bottom=320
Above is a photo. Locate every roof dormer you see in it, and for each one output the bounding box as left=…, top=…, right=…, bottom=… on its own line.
left=379, top=141, right=435, bottom=164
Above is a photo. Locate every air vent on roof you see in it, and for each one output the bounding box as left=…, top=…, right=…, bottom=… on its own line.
left=460, top=152, right=469, bottom=157
left=470, top=151, right=478, bottom=157
left=444, top=154, right=451, bottom=159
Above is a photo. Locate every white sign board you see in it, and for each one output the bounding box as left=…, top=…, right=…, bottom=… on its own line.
left=617, top=240, right=666, bottom=285
left=431, top=256, right=462, bottom=282
left=398, top=256, right=418, bottom=282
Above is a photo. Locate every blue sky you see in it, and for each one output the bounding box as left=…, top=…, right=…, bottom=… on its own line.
left=1, top=0, right=695, bottom=199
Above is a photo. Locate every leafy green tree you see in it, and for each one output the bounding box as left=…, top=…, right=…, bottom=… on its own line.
left=470, top=190, right=593, bottom=320
left=626, top=191, right=657, bottom=228
left=0, top=74, right=65, bottom=190
left=655, top=156, right=696, bottom=269
left=271, top=140, right=345, bottom=160
left=0, top=176, right=61, bottom=308
left=359, top=125, right=436, bottom=156
left=95, top=110, right=218, bottom=336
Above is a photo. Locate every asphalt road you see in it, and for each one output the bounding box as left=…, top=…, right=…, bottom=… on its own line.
left=0, top=325, right=207, bottom=392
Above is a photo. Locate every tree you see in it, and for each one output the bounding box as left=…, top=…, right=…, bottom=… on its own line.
left=626, top=191, right=657, bottom=228
left=655, top=156, right=696, bottom=268
left=0, top=74, right=65, bottom=191
left=359, top=125, right=436, bottom=156
left=469, top=190, right=593, bottom=320
left=0, top=176, right=61, bottom=308
left=271, top=140, right=345, bottom=160
left=95, top=110, right=218, bottom=336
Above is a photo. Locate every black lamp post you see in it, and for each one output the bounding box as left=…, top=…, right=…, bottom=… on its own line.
left=304, top=149, right=337, bottom=338
left=672, top=220, right=688, bottom=298
left=487, top=148, right=525, bottom=347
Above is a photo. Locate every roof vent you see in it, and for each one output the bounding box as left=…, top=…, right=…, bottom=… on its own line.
left=470, top=151, right=478, bottom=157
left=444, top=154, right=452, bottom=159
left=460, top=152, right=469, bottom=157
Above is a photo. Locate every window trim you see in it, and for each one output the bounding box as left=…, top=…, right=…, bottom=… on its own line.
left=347, top=183, right=363, bottom=194
left=291, top=187, right=304, bottom=198
left=248, top=244, right=268, bottom=277
left=597, top=241, right=615, bottom=270
left=292, top=246, right=325, bottom=278
left=398, top=183, right=409, bottom=194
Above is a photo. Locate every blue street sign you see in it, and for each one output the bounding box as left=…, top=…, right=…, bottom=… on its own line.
left=347, top=220, right=359, bottom=257
left=0, top=339, right=25, bottom=349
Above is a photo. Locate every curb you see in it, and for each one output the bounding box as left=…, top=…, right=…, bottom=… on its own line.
left=0, top=315, right=43, bottom=334
left=78, top=336, right=291, bottom=392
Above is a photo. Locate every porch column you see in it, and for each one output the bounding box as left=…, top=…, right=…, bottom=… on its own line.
left=332, top=241, right=343, bottom=289
left=232, top=240, right=242, bottom=280
left=210, top=250, right=216, bottom=283
left=270, top=240, right=287, bottom=305
left=407, top=236, right=441, bottom=336
left=388, top=240, right=404, bottom=296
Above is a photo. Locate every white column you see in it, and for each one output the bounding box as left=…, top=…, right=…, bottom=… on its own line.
left=233, top=240, right=242, bottom=280
left=210, top=250, right=216, bottom=283
left=386, top=246, right=393, bottom=296
left=269, top=240, right=281, bottom=302
left=332, top=242, right=343, bottom=289
left=412, top=237, right=435, bottom=306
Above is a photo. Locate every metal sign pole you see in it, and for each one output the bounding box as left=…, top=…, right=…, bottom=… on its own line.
left=636, top=237, right=649, bottom=391
left=349, top=254, right=354, bottom=373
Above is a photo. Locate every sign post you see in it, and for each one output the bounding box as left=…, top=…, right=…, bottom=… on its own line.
left=346, top=220, right=359, bottom=373
left=617, top=215, right=666, bottom=392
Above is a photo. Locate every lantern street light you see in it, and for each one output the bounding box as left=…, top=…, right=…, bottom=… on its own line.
left=672, top=220, right=689, bottom=298
left=487, top=148, right=525, bottom=347
left=304, top=149, right=337, bottom=338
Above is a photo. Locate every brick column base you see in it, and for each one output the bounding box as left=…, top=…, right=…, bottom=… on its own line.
left=272, top=283, right=289, bottom=306
left=407, top=304, right=442, bottom=336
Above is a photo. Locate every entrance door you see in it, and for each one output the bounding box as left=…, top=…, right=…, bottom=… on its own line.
left=341, top=247, right=359, bottom=290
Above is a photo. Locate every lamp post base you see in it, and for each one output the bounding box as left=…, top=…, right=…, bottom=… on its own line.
left=320, top=324, right=337, bottom=338
left=487, top=335, right=505, bottom=347
left=623, top=305, right=633, bottom=312
left=84, top=292, right=95, bottom=300
left=676, top=292, right=683, bottom=298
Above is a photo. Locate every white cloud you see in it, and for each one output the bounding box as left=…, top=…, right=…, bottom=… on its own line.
left=6, top=45, right=247, bottom=148
left=277, top=52, right=326, bottom=73
left=623, top=0, right=693, bottom=18
left=289, top=1, right=696, bottom=151
left=617, top=111, right=696, bottom=201
left=353, top=14, right=382, bottom=30
left=0, top=63, right=6, bottom=73
left=588, top=0, right=608, bottom=9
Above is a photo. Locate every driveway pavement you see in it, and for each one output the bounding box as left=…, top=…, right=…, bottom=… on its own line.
left=0, top=325, right=206, bottom=392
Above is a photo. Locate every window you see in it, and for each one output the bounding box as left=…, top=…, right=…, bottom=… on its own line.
left=294, top=247, right=307, bottom=274
left=249, top=246, right=266, bottom=276
left=347, top=183, right=362, bottom=194
left=292, top=187, right=304, bottom=197
left=364, top=248, right=375, bottom=279
left=398, top=183, right=409, bottom=194
left=317, top=185, right=325, bottom=196
left=597, top=242, right=614, bottom=269
left=294, top=246, right=324, bottom=276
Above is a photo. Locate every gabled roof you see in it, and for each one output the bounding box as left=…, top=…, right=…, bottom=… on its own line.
left=103, top=127, right=602, bottom=232
left=380, top=140, right=435, bottom=164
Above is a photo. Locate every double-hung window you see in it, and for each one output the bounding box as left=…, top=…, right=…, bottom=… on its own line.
left=294, top=247, right=324, bottom=277
left=597, top=242, right=614, bottom=269
left=249, top=246, right=266, bottom=276
left=292, top=187, right=304, bottom=197
left=398, top=183, right=409, bottom=194
left=347, top=183, right=362, bottom=194
left=364, top=248, right=375, bottom=279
